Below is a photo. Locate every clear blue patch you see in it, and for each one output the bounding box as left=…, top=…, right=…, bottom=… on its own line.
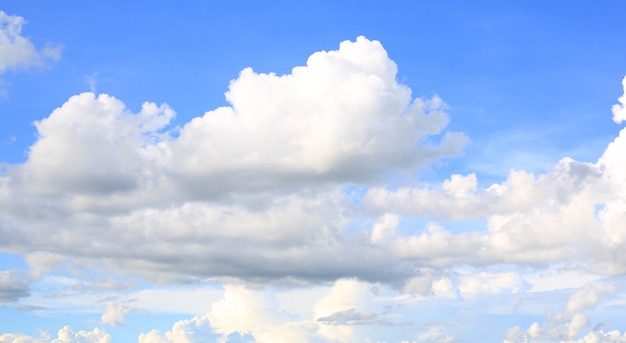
left=435, top=219, right=489, bottom=235
left=593, top=203, right=606, bottom=218
left=0, top=252, right=28, bottom=270
left=341, top=184, right=369, bottom=205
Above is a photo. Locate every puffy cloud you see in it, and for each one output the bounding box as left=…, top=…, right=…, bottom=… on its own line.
left=563, top=283, right=618, bottom=316
left=362, top=120, right=626, bottom=273
left=0, top=327, right=108, bottom=343
left=0, top=331, right=49, bottom=343
left=50, top=326, right=110, bottom=343
left=18, top=92, right=175, bottom=196
left=458, top=272, right=525, bottom=297
left=417, top=328, right=457, bottom=343
left=506, top=282, right=619, bottom=342
left=612, top=76, right=626, bottom=124
left=137, top=316, right=221, bottom=343
left=0, top=11, right=61, bottom=78
left=100, top=301, right=126, bottom=326
left=170, top=36, right=466, bottom=196
left=569, top=329, right=626, bottom=343
left=0, top=37, right=470, bottom=285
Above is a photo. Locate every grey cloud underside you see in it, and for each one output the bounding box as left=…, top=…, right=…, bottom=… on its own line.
left=0, top=270, right=30, bottom=302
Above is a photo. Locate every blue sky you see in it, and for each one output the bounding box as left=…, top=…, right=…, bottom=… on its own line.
left=1, top=1, right=626, bottom=342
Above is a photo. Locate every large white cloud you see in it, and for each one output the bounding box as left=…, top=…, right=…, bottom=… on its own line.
left=170, top=37, right=466, bottom=195
left=0, top=36, right=469, bottom=284
left=1, top=37, right=626, bottom=328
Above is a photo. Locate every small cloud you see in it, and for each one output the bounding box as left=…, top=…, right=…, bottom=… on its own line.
left=101, top=301, right=127, bottom=326
left=317, top=308, right=383, bottom=326
left=1, top=135, right=16, bottom=144
left=84, top=72, right=98, bottom=93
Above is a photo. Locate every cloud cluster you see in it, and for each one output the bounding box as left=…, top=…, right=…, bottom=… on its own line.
left=2, top=38, right=626, bottom=290
left=2, top=36, right=626, bottom=342
left=505, top=282, right=622, bottom=343
left=0, top=37, right=468, bottom=284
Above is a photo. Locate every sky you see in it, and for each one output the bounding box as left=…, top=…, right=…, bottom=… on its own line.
left=1, top=1, right=626, bottom=342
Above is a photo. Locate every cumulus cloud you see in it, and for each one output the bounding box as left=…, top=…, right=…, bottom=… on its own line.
left=138, top=316, right=221, bottom=343
left=170, top=36, right=466, bottom=196
left=0, top=36, right=470, bottom=285
left=361, top=124, right=626, bottom=273
left=1, top=36, right=626, bottom=318
left=50, top=326, right=110, bottom=343
left=100, top=301, right=127, bottom=326
left=0, top=332, right=50, bottom=343
left=612, top=76, right=626, bottom=124
left=137, top=278, right=451, bottom=343
left=0, top=326, right=109, bottom=343
left=505, top=282, right=619, bottom=342
left=18, top=92, right=175, bottom=195
left=0, top=11, right=61, bottom=74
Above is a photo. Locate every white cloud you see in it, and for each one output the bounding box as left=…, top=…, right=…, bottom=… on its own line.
left=458, top=272, right=524, bottom=297
left=3, top=36, right=626, bottom=343
left=50, top=326, right=110, bottom=343
left=0, top=11, right=61, bottom=74
left=0, top=327, right=109, bottom=343
left=18, top=92, right=175, bottom=195
left=100, top=301, right=126, bottom=326
left=170, top=36, right=466, bottom=195
left=0, top=331, right=49, bottom=343
left=506, top=282, right=619, bottom=342
left=563, top=283, right=618, bottom=316
left=417, top=328, right=457, bottom=343
left=611, top=76, right=626, bottom=124
left=138, top=316, right=221, bottom=343
left=0, top=37, right=473, bottom=285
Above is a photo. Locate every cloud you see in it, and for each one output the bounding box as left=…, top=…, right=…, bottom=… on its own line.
left=505, top=282, right=619, bottom=342
left=0, top=11, right=61, bottom=74
left=0, top=36, right=469, bottom=285
left=138, top=316, right=221, bottom=343
left=18, top=92, right=175, bottom=195
left=361, top=118, right=626, bottom=273
left=100, top=301, right=126, bottom=326
left=0, top=326, right=109, bottom=343
left=0, top=331, right=50, bottom=343
left=317, top=308, right=380, bottom=325
left=417, top=328, right=457, bottom=343
left=0, top=269, right=31, bottom=302
left=170, top=36, right=466, bottom=196
left=458, top=272, right=525, bottom=297
left=611, top=76, right=626, bottom=124
left=50, top=326, right=110, bottom=343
